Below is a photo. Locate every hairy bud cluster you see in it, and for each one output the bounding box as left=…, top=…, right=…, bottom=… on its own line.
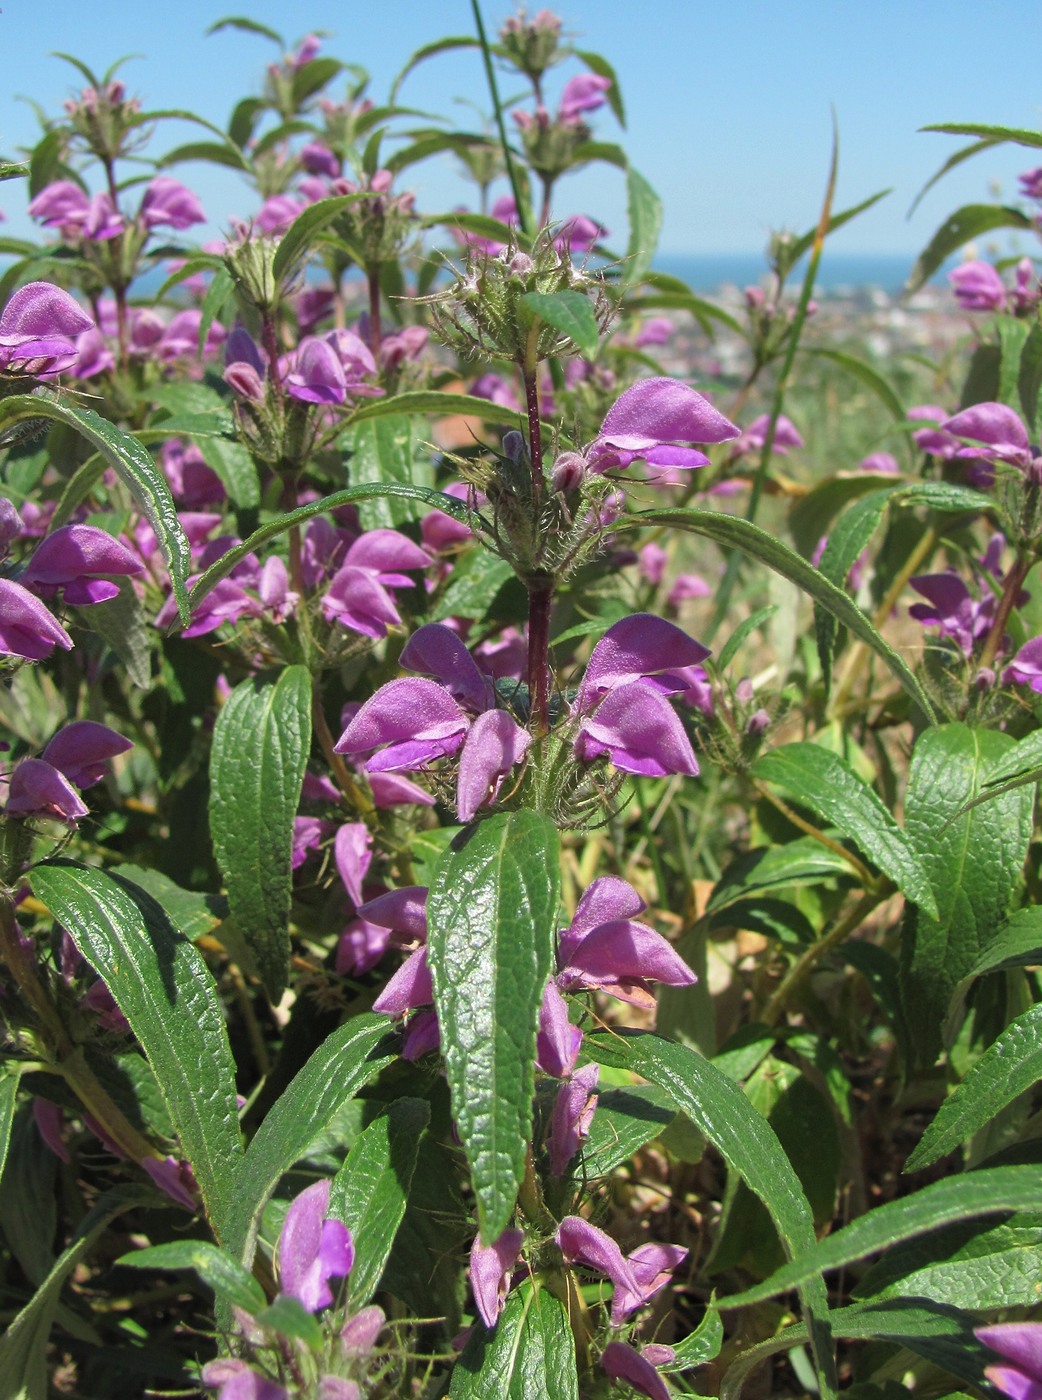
left=62, top=80, right=143, bottom=163
left=498, top=8, right=565, bottom=87
left=427, top=232, right=612, bottom=366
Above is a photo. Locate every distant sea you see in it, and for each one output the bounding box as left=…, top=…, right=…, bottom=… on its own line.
left=651, top=251, right=941, bottom=295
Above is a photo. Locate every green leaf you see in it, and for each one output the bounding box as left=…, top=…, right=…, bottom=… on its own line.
left=116, top=1240, right=265, bottom=1315
left=855, top=1211, right=1042, bottom=1309
left=390, top=35, right=480, bottom=104
left=209, top=666, right=312, bottom=1001
left=157, top=140, right=250, bottom=172
left=907, top=1003, right=1042, bottom=1170
left=717, top=1299, right=983, bottom=1400
left=77, top=578, right=151, bottom=688
left=0, top=1185, right=151, bottom=1400
left=786, top=189, right=893, bottom=266
left=1018, top=321, right=1042, bottom=440
left=427, top=811, right=560, bottom=1243
left=722, top=1163, right=1042, bottom=1309
left=348, top=389, right=528, bottom=432
left=960, top=725, right=1042, bottom=813
left=716, top=605, right=779, bottom=673
left=573, top=48, right=625, bottom=126
left=0, top=396, right=192, bottom=623
left=802, top=349, right=905, bottom=419
left=228, top=1014, right=397, bottom=1267
left=520, top=290, right=601, bottom=359
left=586, top=1030, right=836, bottom=1397
left=0, top=1075, right=18, bottom=1189
left=207, top=15, right=284, bottom=44
left=183, top=483, right=476, bottom=619
left=752, top=743, right=937, bottom=916
left=109, top=866, right=223, bottom=943
left=271, top=194, right=366, bottom=283
left=814, top=488, right=894, bottom=692
left=581, top=1085, right=677, bottom=1176
left=198, top=436, right=261, bottom=510
left=197, top=264, right=234, bottom=358
left=921, top=121, right=1042, bottom=149
left=451, top=1282, right=577, bottom=1400
left=420, top=209, right=518, bottom=243
left=624, top=166, right=662, bottom=284
left=906, top=203, right=1034, bottom=293
left=956, top=906, right=1042, bottom=985
left=28, top=863, right=242, bottom=1241
left=630, top=507, right=937, bottom=722
left=901, top=725, right=1034, bottom=1063
left=997, top=315, right=1032, bottom=409
left=662, top=1306, right=725, bottom=1372
left=343, top=415, right=435, bottom=529
left=909, top=137, right=1004, bottom=217
left=895, top=480, right=994, bottom=514
left=0, top=162, right=28, bottom=183
left=329, top=1097, right=430, bottom=1307
left=256, top=1295, right=323, bottom=1351
left=707, top=837, right=856, bottom=915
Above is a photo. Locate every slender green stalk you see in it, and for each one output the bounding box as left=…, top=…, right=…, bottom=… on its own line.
left=763, top=886, right=889, bottom=1027
left=471, top=0, right=532, bottom=236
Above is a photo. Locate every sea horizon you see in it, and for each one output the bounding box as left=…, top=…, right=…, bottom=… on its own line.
left=650, top=250, right=943, bottom=295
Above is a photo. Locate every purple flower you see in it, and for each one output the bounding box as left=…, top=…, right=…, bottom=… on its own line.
left=277, top=1178, right=354, bottom=1313
left=909, top=405, right=960, bottom=459
left=734, top=412, right=803, bottom=458
left=556, top=1216, right=687, bottom=1327
left=0, top=282, right=95, bottom=377
left=469, top=1227, right=524, bottom=1327
left=587, top=378, right=740, bottom=474
left=950, top=260, right=1007, bottom=312
left=5, top=759, right=88, bottom=823
left=600, top=1342, right=674, bottom=1400
left=285, top=336, right=348, bottom=403
left=908, top=573, right=995, bottom=657
left=23, top=524, right=143, bottom=605
left=202, top=1360, right=288, bottom=1400
left=1004, top=636, right=1042, bottom=692
left=456, top=710, right=532, bottom=821
left=255, top=193, right=307, bottom=235
left=334, top=822, right=372, bottom=906
left=537, top=979, right=582, bottom=1077
left=558, top=73, right=612, bottom=123
left=41, top=721, right=131, bottom=787
left=943, top=402, right=1037, bottom=475
left=28, top=182, right=124, bottom=241
left=301, top=141, right=341, bottom=178
left=976, top=1323, right=1042, bottom=1400
left=139, top=177, right=206, bottom=230
left=1019, top=168, right=1042, bottom=202
left=556, top=875, right=696, bottom=1009
left=322, top=529, right=430, bottom=639
left=371, top=946, right=432, bottom=1017
left=547, top=1062, right=599, bottom=1175
left=336, top=679, right=468, bottom=771
left=571, top=615, right=708, bottom=779
left=143, top=1155, right=198, bottom=1211
left=0, top=579, right=73, bottom=659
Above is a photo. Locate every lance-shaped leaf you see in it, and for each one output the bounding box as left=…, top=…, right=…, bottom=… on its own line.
left=227, top=1014, right=397, bottom=1269
left=901, top=724, right=1033, bottom=1064
left=752, top=743, right=937, bottom=916
left=28, top=862, right=242, bottom=1242
left=629, top=507, right=937, bottom=722
left=521, top=291, right=601, bottom=359
left=624, top=166, right=662, bottom=284
left=343, top=414, right=434, bottom=530
left=209, top=666, right=312, bottom=1000
left=721, top=1163, right=1042, bottom=1309
left=907, top=1002, right=1042, bottom=1171
left=329, top=1097, right=430, bottom=1307
left=905, top=202, right=1034, bottom=293
left=116, top=1240, right=265, bottom=1316
left=427, top=811, right=560, bottom=1243
left=854, top=1210, right=1042, bottom=1311
left=451, top=1282, right=577, bottom=1400
left=271, top=193, right=368, bottom=282
left=586, top=1029, right=836, bottom=1398
left=0, top=396, right=191, bottom=622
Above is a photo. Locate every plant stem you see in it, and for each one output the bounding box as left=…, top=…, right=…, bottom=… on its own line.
left=366, top=264, right=382, bottom=360
left=522, top=359, right=553, bottom=732
left=752, top=780, right=874, bottom=887
left=979, top=552, right=1031, bottom=672
left=312, top=689, right=375, bottom=818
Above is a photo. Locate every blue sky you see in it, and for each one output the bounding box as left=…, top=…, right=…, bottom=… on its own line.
left=1, top=0, right=1040, bottom=259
